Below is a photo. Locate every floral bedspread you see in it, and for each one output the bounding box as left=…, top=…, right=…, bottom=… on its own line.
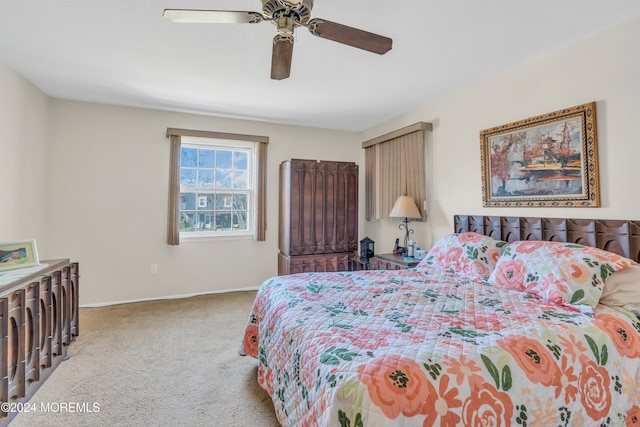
left=239, top=268, right=640, bottom=426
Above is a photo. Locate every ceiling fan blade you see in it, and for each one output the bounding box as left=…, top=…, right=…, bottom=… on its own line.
left=163, top=9, right=263, bottom=24
left=307, top=18, right=392, bottom=55
left=271, top=35, right=294, bottom=80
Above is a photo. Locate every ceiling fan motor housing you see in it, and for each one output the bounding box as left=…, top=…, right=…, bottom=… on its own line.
left=261, top=0, right=313, bottom=23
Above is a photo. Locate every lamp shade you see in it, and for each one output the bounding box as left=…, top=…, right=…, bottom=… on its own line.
left=389, top=196, right=421, bottom=219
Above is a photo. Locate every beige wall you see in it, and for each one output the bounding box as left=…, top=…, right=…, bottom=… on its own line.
left=0, top=61, right=50, bottom=254
left=0, top=63, right=358, bottom=305
left=43, top=101, right=358, bottom=305
left=2, top=16, right=639, bottom=305
left=358, top=16, right=640, bottom=253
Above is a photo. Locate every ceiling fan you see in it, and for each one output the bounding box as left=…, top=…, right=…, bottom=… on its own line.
left=163, top=0, right=392, bottom=80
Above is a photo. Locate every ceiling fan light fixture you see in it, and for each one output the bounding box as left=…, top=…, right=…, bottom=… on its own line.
left=276, top=16, right=296, bottom=35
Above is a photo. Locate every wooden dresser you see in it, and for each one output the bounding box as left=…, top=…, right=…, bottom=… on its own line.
left=278, top=159, right=358, bottom=275
left=0, top=259, right=79, bottom=426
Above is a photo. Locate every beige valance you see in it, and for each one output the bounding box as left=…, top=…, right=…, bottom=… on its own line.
left=362, top=122, right=432, bottom=148
left=166, top=128, right=269, bottom=143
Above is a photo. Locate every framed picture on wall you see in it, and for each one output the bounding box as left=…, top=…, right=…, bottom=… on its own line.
left=0, top=239, right=40, bottom=272
left=480, top=102, right=600, bottom=207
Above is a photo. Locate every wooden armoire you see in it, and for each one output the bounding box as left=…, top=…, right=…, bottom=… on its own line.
left=278, top=159, right=358, bottom=275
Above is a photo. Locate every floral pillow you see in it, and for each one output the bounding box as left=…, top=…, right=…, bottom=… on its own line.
left=418, top=232, right=508, bottom=281
left=488, top=240, right=636, bottom=308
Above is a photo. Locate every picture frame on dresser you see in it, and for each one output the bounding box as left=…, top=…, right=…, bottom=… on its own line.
left=480, top=101, right=600, bottom=207
left=0, top=239, right=39, bottom=272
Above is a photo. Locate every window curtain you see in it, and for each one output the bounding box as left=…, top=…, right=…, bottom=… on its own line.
left=364, top=145, right=377, bottom=220
left=363, top=122, right=431, bottom=221
left=255, top=141, right=268, bottom=241
left=167, top=134, right=181, bottom=245
left=165, top=128, right=269, bottom=245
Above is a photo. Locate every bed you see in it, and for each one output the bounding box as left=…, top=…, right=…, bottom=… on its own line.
left=239, top=215, right=640, bottom=426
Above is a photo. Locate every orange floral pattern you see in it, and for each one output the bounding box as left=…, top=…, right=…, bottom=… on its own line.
left=419, top=232, right=507, bottom=281
left=239, top=255, right=640, bottom=426
left=358, top=354, right=435, bottom=419
left=594, top=313, right=640, bottom=358
left=490, top=259, right=527, bottom=291
left=241, top=324, right=258, bottom=356
left=461, top=382, right=513, bottom=426
left=498, top=335, right=561, bottom=386
left=627, top=405, right=640, bottom=426
left=421, top=374, right=462, bottom=427
left=489, top=240, right=636, bottom=307
left=578, top=356, right=611, bottom=420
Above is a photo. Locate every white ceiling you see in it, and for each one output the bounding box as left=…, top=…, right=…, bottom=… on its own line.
left=2, top=1, right=640, bottom=132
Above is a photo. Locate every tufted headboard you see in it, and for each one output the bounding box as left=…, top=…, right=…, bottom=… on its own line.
left=454, top=215, right=640, bottom=263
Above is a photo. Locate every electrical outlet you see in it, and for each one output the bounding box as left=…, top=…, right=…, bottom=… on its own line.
left=150, top=264, right=158, bottom=275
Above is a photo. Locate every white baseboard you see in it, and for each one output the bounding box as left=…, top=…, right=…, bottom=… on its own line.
left=80, top=286, right=262, bottom=308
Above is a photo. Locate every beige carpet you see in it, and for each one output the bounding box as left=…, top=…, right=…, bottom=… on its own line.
left=11, top=291, right=281, bottom=427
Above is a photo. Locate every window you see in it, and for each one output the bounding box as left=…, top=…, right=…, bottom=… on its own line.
left=166, top=128, right=268, bottom=244
left=179, top=138, right=254, bottom=237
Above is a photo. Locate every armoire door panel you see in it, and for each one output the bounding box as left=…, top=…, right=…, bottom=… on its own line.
left=311, top=163, right=327, bottom=254
left=323, top=163, right=336, bottom=252
left=301, top=162, right=316, bottom=254
left=346, top=164, right=359, bottom=251
left=287, top=163, right=300, bottom=255
left=334, top=166, right=347, bottom=252
left=278, top=161, right=292, bottom=256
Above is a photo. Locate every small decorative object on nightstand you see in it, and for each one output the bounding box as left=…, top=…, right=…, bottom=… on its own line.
left=414, top=247, right=427, bottom=260
left=359, top=237, right=375, bottom=260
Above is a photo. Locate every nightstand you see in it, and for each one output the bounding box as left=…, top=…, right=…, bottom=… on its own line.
left=369, top=253, right=420, bottom=270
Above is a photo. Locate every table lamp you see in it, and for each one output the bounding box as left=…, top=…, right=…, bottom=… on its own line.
left=389, top=196, right=422, bottom=254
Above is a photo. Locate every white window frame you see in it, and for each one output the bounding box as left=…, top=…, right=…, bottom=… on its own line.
left=179, top=136, right=257, bottom=242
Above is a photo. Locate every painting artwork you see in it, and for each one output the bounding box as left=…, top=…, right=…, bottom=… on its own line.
left=0, top=239, right=40, bottom=272
left=480, top=102, right=600, bottom=207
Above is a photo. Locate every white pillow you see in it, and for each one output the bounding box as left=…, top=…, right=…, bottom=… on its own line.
left=599, top=264, right=640, bottom=316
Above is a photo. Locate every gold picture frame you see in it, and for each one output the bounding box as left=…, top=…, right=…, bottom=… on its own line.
left=0, top=239, right=40, bottom=272
left=480, top=102, right=600, bottom=207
